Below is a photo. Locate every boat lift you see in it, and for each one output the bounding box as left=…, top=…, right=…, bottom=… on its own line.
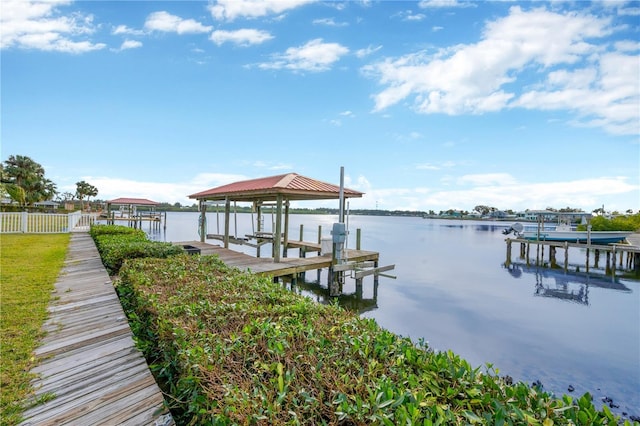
left=328, top=167, right=395, bottom=296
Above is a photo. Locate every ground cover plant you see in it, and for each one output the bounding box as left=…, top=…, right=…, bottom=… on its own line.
left=115, top=254, right=632, bottom=425
left=0, top=233, right=69, bottom=425
left=90, top=224, right=184, bottom=274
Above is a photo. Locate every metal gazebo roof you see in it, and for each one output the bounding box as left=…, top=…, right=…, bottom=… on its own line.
left=188, top=173, right=363, bottom=202
left=108, top=197, right=159, bottom=206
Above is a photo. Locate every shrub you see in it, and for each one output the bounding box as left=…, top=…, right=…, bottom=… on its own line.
left=90, top=224, right=184, bottom=274
left=577, top=214, right=640, bottom=232
left=116, top=255, right=629, bottom=425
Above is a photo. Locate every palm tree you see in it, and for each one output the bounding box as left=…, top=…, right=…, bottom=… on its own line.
left=3, top=155, right=45, bottom=189
left=2, top=155, right=53, bottom=208
left=76, top=181, right=98, bottom=211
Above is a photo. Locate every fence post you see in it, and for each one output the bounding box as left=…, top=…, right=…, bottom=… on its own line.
left=22, top=211, right=28, bottom=233
left=68, top=212, right=77, bottom=231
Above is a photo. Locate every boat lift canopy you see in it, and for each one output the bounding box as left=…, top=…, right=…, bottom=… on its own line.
left=188, top=173, right=363, bottom=262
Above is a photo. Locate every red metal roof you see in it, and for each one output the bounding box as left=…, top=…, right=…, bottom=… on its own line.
left=188, top=173, right=363, bottom=201
left=108, top=197, right=159, bottom=206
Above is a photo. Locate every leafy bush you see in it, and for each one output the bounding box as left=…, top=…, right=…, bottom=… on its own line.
left=90, top=224, right=184, bottom=274
left=577, top=214, right=640, bottom=232
left=116, top=255, right=631, bottom=425
left=89, top=224, right=146, bottom=238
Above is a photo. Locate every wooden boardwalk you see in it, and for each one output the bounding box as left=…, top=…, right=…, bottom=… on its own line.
left=177, top=240, right=380, bottom=279
left=20, top=233, right=173, bottom=426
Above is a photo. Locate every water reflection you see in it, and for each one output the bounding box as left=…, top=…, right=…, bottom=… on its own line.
left=282, top=277, right=379, bottom=314
left=504, top=263, right=632, bottom=306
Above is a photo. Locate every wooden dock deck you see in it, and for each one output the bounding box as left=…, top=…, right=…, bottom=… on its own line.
left=505, top=234, right=640, bottom=274
left=177, top=240, right=380, bottom=279
left=20, top=233, right=173, bottom=426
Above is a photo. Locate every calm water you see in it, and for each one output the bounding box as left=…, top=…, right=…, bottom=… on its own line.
left=146, top=212, right=639, bottom=417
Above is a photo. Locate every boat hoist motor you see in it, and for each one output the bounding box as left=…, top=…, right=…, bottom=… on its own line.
left=331, top=222, right=347, bottom=262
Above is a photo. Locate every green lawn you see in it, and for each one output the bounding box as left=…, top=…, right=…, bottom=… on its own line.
left=0, top=233, right=69, bottom=425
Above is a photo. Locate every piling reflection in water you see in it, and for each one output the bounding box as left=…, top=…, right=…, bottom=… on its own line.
left=281, top=276, right=380, bottom=314
left=504, top=263, right=632, bottom=306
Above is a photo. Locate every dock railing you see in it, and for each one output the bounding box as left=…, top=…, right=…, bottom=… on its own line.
left=0, top=211, right=97, bottom=233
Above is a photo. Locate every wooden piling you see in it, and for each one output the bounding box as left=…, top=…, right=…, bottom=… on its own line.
left=299, top=224, right=305, bottom=258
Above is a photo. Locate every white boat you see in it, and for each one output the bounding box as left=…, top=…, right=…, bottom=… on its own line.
left=504, top=222, right=632, bottom=244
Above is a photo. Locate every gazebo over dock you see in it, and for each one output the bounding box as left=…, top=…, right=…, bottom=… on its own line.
left=188, top=173, right=363, bottom=262
left=105, top=197, right=163, bottom=230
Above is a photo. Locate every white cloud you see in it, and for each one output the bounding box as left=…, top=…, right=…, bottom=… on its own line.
left=208, top=0, right=314, bottom=21
left=258, top=38, right=349, bottom=72
left=416, top=160, right=455, bottom=171
left=363, top=6, right=639, bottom=135
left=514, top=51, right=640, bottom=135
left=391, top=9, right=427, bottom=22
left=313, top=18, right=348, bottom=27
left=210, top=28, right=273, bottom=46
left=418, top=0, right=475, bottom=8
left=79, top=173, right=250, bottom=206
left=144, top=11, right=212, bottom=34
left=356, top=44, right=382, bottom=58
left=457, top=173, right=518, bottom=186
left=1, top=0, right=106, bottom=53
left=119, top=39, right=142, bottom=50
left=112, top=24, right=145, bottom=36
left=72, top=172, right=637, bottom=213
left=350, top=175, right=638, bottom=212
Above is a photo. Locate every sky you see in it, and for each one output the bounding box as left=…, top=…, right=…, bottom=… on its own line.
left=2, top=0, right=639, bottom=213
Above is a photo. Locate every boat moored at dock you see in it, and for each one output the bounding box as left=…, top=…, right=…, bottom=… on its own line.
left=504, top=222, right=632, bottom=244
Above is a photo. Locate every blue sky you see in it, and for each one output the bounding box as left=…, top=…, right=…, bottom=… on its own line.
left=2, top=0, right=639, bottom=213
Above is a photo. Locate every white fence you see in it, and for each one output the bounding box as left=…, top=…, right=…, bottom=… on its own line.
left=0, top=211, right=97, bottom=234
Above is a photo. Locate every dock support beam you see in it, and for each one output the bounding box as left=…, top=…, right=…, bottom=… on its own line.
left=224, top=197, right=230, bottom=249
left=273, top=194, right=283, bottom=263
left=199, top=202, right=207, bottom=243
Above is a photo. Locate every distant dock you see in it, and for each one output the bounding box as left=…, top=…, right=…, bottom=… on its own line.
left=505, top=234, right=640, bottom=276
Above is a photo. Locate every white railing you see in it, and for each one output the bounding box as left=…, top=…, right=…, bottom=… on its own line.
left=0, top=211, right=97, bottom=233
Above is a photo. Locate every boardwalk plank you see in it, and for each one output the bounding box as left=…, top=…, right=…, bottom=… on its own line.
left=32, top=335, right=136, bottom=376
left=20, top=233, right=173, bottom=426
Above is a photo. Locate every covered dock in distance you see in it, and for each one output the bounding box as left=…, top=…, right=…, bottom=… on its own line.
left=187, top=173, right=364, bottom=263
left=104, top=197, right=164, bottom=230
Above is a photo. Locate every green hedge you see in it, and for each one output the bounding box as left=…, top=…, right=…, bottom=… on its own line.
left=577, top=214, right=640, bottom=232
left=116, top=255, right=629, bottom=425
left=90, top=224, right=184, bottom=274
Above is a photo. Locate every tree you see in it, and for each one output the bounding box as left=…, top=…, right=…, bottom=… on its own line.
left=75, top=180, right=98, bottom=211
left=1, top=155, right=57, bottom=208
left=474, top=205, right=490, bottom=216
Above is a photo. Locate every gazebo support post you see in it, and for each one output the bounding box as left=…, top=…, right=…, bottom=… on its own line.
left=274, top=194, right=283, bottom=262
left=199, top=201, right=207, bottom=243
left=283, top=200, right=290, bottom=258
left=224, top=197, right=230, bottom=249
left=256, top=202, right=262, bottom=258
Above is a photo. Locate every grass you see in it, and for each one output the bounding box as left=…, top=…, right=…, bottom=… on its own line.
left=0, top=233, right=70, bottom=425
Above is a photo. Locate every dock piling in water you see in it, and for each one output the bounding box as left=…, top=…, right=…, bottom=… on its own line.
left=505, top=236, right=640, bottom=277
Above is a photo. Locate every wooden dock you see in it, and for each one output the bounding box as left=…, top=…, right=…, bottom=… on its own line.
left=505, top=234, right=640, bottom=275
left=177, top=240, right=380, bottom=280
left=20, top=233, right=173, bottom=426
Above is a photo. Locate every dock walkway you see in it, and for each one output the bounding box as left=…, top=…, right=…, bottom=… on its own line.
left=20, top=233, right=173, bottom=426
left=177, top=240, right=379, bottom=280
